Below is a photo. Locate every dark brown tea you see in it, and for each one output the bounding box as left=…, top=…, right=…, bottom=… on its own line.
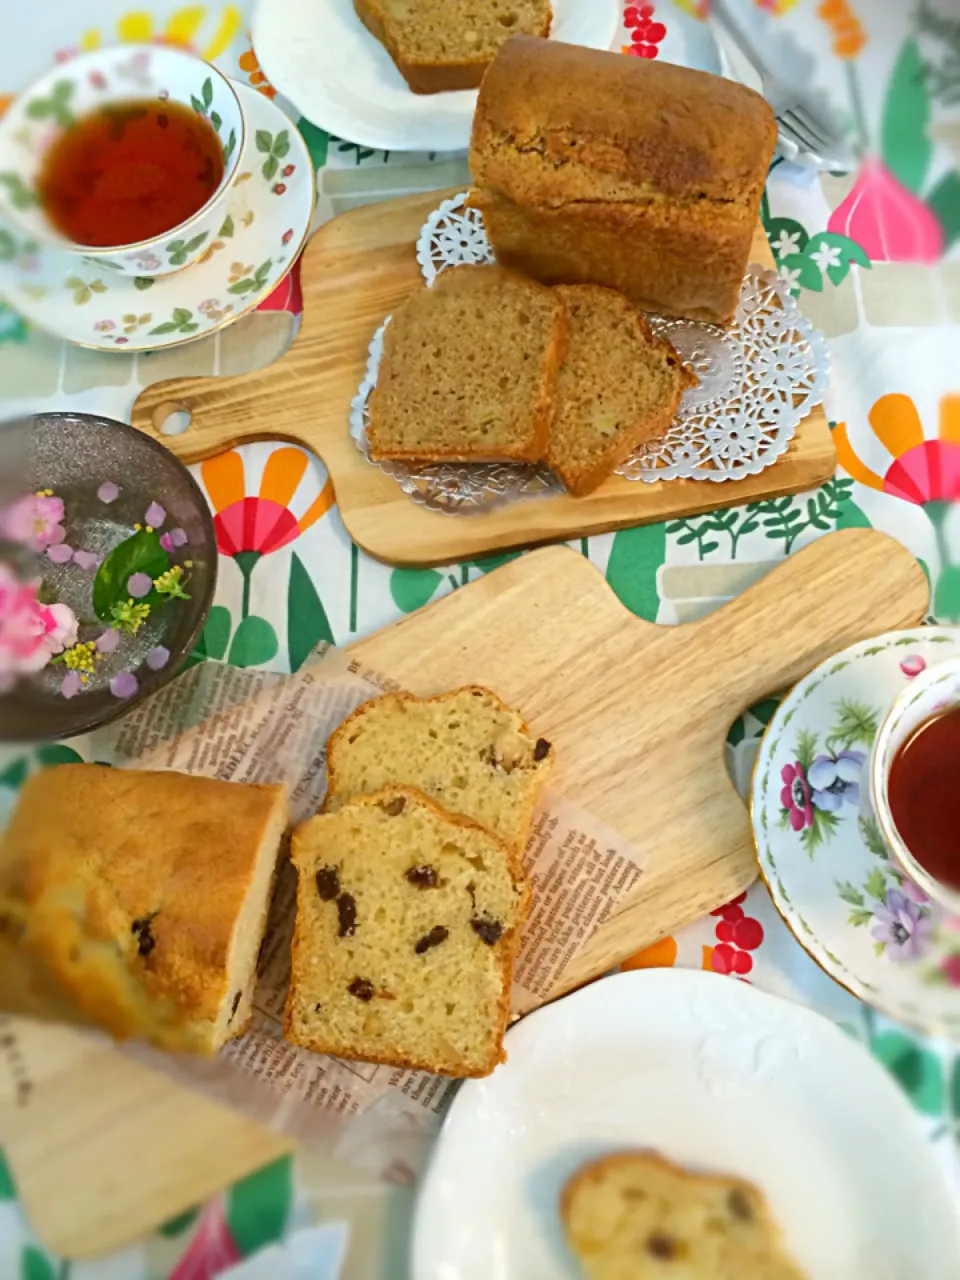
left=37, top=99, right=224, bottom=247
left=888, top=705, right=960, bottom=891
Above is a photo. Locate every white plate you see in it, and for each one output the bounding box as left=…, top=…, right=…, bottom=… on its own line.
left=0, top=82, right=314, bottom=351
left=752, top=629, right=960, bottom=1036
left=412, top=969, right=960, bottom=1279
left=252, top=0, right=621, bottom=154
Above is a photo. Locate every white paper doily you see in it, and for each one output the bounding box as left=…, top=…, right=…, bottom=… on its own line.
left=351, top=193, right=829, bottom=512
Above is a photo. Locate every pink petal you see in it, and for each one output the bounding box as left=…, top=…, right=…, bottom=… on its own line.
left=146, top=645, right=170, bottom=670
left=789, top=808, right=804, bottom=832
left=72, top=549, right=99, bottom=572
left=109, top=672, right=139, bottom=698
left=60, top=671, right=82, bottom=699
left=98, top=482, right=119, bottom=504
left=170, top=527, right=188, bottom=548
left=159, top=533, right=174, bottom=552
left=144, top=501, right=166, bottom=528
left=45, top=542, right=74, bottom=564
left=96, top=629, right=120, bottom=653
left=127, top=572, right=152, bottom=598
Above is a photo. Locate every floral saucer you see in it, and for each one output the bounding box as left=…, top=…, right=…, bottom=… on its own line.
left=0, top=82, right=313, bottom=351
left=751, top=628, right=960, bottom=1036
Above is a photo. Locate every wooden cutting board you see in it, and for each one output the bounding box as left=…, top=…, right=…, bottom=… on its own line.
left=129, top=189, right=837, bottom=568
left=0, top=529, right=927, bottom=1259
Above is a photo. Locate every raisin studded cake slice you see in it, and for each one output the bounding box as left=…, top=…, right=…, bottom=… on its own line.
left=324, top=686, right=553, bottom=862
left=562, top=1151, right=807, bottom=1279
left=284, top=785, right=530, bottom=1077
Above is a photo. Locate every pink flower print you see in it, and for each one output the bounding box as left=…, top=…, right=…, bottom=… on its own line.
left=898, top=876, right=930, bottom=906
left=89, top=69, right=107, bottom=90
left=827, top=157, right=943, bottom=264
left=133, top=252, right=162, bottom=273
left=870, top=888, right=933, bottom=961
left=198, top=298, right=221, bottom=317
left=940, top=953, right=960, bottom=986
left=169, top=1198, right=241, bottom=1280
left=900, top=655, right=926, bottom=679
left=94, top=319, right=116, bottom=333
left=780, top=761, right=814, bottom=831
left=0, top=566, right=78, bottom=689
left=2, top=493, right=66, bottom=552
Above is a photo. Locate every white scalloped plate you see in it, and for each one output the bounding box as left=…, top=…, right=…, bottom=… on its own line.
left=252, top=0, right=621, bottom=153
left=412, top=970, right=960, bottom=1279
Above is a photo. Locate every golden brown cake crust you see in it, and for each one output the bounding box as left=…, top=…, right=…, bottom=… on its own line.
left=0, top=764, right=288, bottom=1053
left=354, top=0, right=552, bottom=95
left=469, top=37, right=778, bottom=325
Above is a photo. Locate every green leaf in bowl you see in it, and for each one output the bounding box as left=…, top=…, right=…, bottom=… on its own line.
left=92, top=528, right=170, bottom=621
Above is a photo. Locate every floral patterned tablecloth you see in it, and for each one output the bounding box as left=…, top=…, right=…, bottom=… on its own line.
left=1, top=1, right=959, bottom=1276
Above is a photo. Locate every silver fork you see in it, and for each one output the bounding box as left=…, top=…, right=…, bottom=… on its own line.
left=710, top=0, right=857, bottom=172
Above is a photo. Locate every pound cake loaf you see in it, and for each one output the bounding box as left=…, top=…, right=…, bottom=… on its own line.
left=355, top=0, right=552, bottom=94
left=325, top=686, right=553, bottom=858
left=547, top=285, right=698, bottom=495
left=562, top=1152, right=806, bottom=1279
left=0, top=764, right=288, bottom=1054
left=367, top=264, right=565, bottom=465
left=285, top=785, right=529, bottom=1076
left=470, top=37, right=778, bottom=325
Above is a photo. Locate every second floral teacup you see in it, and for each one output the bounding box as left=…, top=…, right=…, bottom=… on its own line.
left=0, top=44, right=244, bottom=279
left=870, top=656, right=960, bottom=915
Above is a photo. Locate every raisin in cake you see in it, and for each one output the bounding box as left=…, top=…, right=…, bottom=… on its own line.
left=285, top=785, right=529, bottom=1076
left=324, top=686, right=553, bottom=859
left=0, top=764, right=288, bottom=1054
left=562, top=1152, right=807, bottom=1279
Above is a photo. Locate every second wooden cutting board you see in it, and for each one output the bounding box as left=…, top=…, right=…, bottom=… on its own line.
left=128, top=189, right=836, bottom=567
left=0, top=529, right=928, bottom=1259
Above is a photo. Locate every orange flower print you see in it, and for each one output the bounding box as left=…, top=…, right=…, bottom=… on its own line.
left=238, top=44, right=277, bottom=98
left=620, top=936, right=677, bottom=970
left=202, top=447, right=333, bottom=616
left=835, top=393, right=960, bottom=618
left=817, top=0, right=866, bottom=60
left=55, top=6, right=242, bottom=62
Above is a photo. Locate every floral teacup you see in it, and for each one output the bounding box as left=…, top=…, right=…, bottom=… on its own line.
left=871, top=655, right=960, bottom=914
left=0, top=44, right=244, bottom=279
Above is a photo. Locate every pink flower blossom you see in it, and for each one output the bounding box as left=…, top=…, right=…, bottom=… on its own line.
left=2, top=492, right=65, bottom=552
left=940, top=954, right=960, bottom=986
left=169, top=1198, right=241, bottom=1280
left=780, top=761, right=814, bottom=831
left=0, top=566, right=78, bottom=690
left=900, top=655, right=926, bottom=679
left=94, top=319, right=116, bottom=333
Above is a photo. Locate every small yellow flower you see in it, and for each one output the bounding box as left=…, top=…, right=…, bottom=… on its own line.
left=61, top=640, right=100, bottom=674
left=109, top=599, right=151, bottom=635
left=154, top=565, right=191, bottom=601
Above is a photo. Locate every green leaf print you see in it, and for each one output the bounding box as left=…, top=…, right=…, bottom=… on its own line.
left=287, top=552, right=334, bottom=671
left=390, top=567, right=443, bottom=614
left=837, top=882, right=865, bottom=907
left=882, top=39, right=932, bottom=195
left=864, top=868, right=888, bottom=902
left=606, top=522, right=666, bottom=620
left=847, top=907, right=872, bottom=927
left=133, top=276, right=154, bottom=291
left=194, top=604, right=232, bottom=662
left=202, top=77, right=214, bottom=108
left=24, top=78, right=74, bottom=128
left=19, top=1247, right=57, bottom=1280
left=255, top=129, right=272, bottom=153
left=0, top=758, right=28, bottom=791
left=859, top=816, right=889, bottom=859
left=0, top=1147, right=16, bottom=1198
left=927, top=171, right=960, bottom=250
left=795, top=728, right=817, bottom=771
left=35, top=745, right=83, bottom=767
left=779, top=251, right=823, bottom=293
left=296, top=118, right=330, bottom=169
left=219, top=214, right=235, bottom=239
left=799, top=807, right=840, bottom=857
left=471, top=551, right=521, bottom=574
left=158, top=1205, right=201, bottom=1237
left=872, top=1031, right=944, bottom=1116
left=0, top=173, right=38, bottom=209
left=766, top=216, right=809, bottom=258
left=226, top=1154, right=293, bottom=1256
left=149, top=307, right=200, bottom=335
left=227, top=260, right=273, bottom=295
left=827, top=698, right=879, bottom=751
left=228, top=615, right=278, bottom=668
left=747, top=496, right=806, bottom=554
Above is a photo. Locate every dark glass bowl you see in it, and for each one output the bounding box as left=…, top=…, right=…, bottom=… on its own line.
left=0, top=412, right=216, bottom=742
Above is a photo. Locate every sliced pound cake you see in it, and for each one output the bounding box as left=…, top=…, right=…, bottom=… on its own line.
left=285, top=786, right=529, bottom=1076
left=355, top=0, right=552, bottom=95
left=562, top=1152, right=807, bottom=1279
left=367, top=265, right=565, bottom=465
left=0, top=764, right=289, bottom=1054
left=324, top=686, right=554, bottom=860
left=547, top=286, right=698, bottom=496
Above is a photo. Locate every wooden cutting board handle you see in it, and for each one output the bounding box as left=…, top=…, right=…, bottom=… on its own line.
left=689, top=528, right=926, bottom=711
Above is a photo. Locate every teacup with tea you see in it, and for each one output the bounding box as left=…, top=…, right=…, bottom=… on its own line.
left=871, top=656, right=960, bottom=913
left=0, top=44, right=244, bottom=278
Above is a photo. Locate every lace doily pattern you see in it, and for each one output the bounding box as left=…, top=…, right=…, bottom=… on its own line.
left=351, top=193, right=830, bottom=512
